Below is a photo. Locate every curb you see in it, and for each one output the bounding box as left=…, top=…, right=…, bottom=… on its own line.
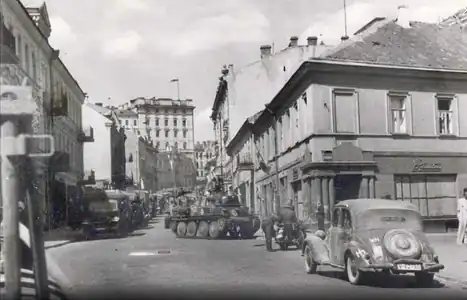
left=45, top=240, right=72, bottom=250
left=435, top=274, right=467, bottom=287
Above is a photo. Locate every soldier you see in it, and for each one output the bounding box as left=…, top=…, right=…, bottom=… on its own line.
left=263, top=200, right=299, bottom=252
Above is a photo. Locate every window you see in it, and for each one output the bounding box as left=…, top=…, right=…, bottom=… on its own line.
left=394, top=174, right=457, bottom=217
left=174, top=142, right=178, bottom=149
left=342, top=209, right=352, bottom=230
left=182, top=109, right=186, bottom=114
left=165, top=130, right=169, bottom=138
left=389, top=94, right=407, bottom=134
left=164, top=119, right=168, bottom=126
left=173, top=119, right=177, bottom=127
left=155, top=118, right=159, bottom=126
left=16, top=35, right=22, bottom=62
left=332, top=89, right=358, bottom=133
left=133, top=120, right=137, bottom=126
left=332, top=208, right=341, bottom=227
left=31, top=51, right=37, bottom=80
left=156, top=130, right=160, bottom=137
left=183, top=142, right=187, bottom=149
left=155, top=142, right=160, bottom=149
left=174, top=130, right=178, bottom=138
left=165, top=109, right=169, bottom=114
left=183, top=130, right=187, bottom=138
left=437, top=96, right=453, bottom=135
left=125, top=120, right=129, bottom=126
left=24, top=43, right=30, bottom=73
left=174, top=109, right=178, bottom=114
left=165, top=142, right=169, bottom=149
left=182, top=119, right=187, bottom=127
left=128, top=153, right=133, bottom=162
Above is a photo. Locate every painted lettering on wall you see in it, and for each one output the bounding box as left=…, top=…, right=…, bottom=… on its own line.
left=412, top=159, right=442, bottom=172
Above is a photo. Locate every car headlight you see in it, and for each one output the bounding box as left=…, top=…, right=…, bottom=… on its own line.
left=112, top=216, right=120, bottom=222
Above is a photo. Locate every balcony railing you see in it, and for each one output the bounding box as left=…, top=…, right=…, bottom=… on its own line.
left=77, top=126, right=94, bottom=143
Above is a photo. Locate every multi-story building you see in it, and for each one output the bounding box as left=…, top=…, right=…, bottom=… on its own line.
left=194, top=141, right=216, bottom=181
left=125, top=130, right=158, bottom=193
left=227, top=13, right=467, bottom=233
left=82, top=102, right=125, bottom=189
left=440, top=7, right=467, bottom=27
left=116, top=97, right=195, bottom=158
left=211, top=36, right=333, bottom=188
left=0, top=0, right=92, bottom=228
left=156, top=149, right=197, bottom=192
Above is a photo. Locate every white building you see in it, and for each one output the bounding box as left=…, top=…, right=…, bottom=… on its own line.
left=116, top=97, right=196, bottom=159
left=1, top=0, right=92, bottom=227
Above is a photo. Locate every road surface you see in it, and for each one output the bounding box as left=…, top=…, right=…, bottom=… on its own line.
left=47, top=217, right=466, bottom=299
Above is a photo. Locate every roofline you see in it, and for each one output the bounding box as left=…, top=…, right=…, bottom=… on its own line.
left=225, top=120, right=252, bottom=156
left=14, top=0, right=86, bottom=97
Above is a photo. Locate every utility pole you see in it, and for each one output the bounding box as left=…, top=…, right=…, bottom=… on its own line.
left=1, top=80, right=54, bottom=299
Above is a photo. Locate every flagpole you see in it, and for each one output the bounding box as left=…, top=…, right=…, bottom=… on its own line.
left=170, top=78, right=180, bottom=100
left=343, top=0, right=348, bottom=37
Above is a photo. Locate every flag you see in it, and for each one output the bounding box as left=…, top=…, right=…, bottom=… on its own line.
left=170, top=78, right=179, bottom=82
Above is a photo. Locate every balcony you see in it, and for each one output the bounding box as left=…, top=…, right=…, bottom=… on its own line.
left=0, top=22, right=18, bottom=64
left=77, top=126, right=94, bottom=143
left=237, top=153, right=254, bottom=170
left=48, top=151, right=70, bottom=173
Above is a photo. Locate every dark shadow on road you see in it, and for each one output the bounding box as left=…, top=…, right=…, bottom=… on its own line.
left=315, top=269, right=446, bottom=289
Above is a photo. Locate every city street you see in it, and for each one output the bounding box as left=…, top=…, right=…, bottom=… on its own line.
left=46, top=217, right=466, bottom=300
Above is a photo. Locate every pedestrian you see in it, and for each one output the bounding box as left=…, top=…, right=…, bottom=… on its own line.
left=456, top=188, right=467, bottom=245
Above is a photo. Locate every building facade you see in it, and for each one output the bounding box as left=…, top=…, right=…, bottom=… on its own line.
left=211, top=36, right=333, bottom=188
left=117, top=97, right=196, bottom=159
left=125, top=130, right=158, bottom=193
left=82, top=103, right=125, bottom=189
left=156, top=150, right=197, bottom=192
left=227, top=16, right=467, bottom=233
left=1, top=0, right=92, bottom=228
left=194, top=141, right=216, bottom=181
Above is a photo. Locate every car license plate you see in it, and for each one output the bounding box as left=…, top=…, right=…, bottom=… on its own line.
left=395, top=264, right=422, bottom=271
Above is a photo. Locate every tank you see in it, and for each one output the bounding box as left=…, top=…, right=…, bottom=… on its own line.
left=166, top=189, right=261, bottom=239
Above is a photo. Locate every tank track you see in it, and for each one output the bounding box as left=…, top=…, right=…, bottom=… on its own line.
left=166, top=216, right=261, bottom=240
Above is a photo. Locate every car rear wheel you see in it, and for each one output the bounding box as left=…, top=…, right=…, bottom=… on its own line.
left=304, top=244, right=317, bottom=274
left=415, top=272, right=434, bottom=287
left=346, top=255, right=367, bottom=285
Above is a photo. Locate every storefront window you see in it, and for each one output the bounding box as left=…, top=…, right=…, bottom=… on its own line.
left=394, top=174, right=457, bottom=217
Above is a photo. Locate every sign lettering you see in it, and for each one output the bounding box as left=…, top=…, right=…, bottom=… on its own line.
left=412, top=159, right=442, bottom=172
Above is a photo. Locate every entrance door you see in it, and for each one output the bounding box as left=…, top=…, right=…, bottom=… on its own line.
left=334, top=175, right=362, bottom=203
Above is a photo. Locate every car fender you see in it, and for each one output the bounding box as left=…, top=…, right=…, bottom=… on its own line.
left=345, top=241, right=369, bottom=267
left=302, top=234, right=330, bottom=264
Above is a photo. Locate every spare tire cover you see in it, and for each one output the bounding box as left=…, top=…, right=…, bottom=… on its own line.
left=383, top=229, right=421, bottom=259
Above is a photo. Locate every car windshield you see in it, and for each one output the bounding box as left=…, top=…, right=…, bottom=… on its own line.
left=355, top=209, right=422, bottom=231
left=89, top=200, right=119, bottom=213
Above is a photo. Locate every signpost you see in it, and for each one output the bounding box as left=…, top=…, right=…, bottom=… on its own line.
left=1, top=80, right=54, bottom=299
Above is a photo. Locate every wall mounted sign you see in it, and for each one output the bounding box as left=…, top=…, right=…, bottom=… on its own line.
left=412, top=158, right=442, bottom=172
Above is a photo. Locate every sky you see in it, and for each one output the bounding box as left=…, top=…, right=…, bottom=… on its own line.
left=20, top=0, right=467, bottom=141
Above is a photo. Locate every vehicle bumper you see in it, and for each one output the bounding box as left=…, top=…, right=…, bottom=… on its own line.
left=359, top=259, right=445, bottom=273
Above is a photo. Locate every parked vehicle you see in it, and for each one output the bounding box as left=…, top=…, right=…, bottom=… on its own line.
left=123, top=191, right=145, bottom=230
left=301, top=198, right=444, bottom=286
left=81, top=188, right=131, bottom=239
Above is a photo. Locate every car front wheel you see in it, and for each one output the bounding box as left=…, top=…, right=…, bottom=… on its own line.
left=345, top=255, right=367, bottom=285
left=304, top=244, right=317, bottom=274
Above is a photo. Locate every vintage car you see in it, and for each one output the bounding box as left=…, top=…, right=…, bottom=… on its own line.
left=302, top=199, right=444, bottom=286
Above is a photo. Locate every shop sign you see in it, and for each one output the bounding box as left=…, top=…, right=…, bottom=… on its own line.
left=412, top=159, right=442, bottom=172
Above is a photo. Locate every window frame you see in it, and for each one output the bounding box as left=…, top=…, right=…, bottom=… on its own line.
left=331, top=88, right=360, bottom=134
left=388, top=91, right=411, bottom=135
left=436, top=93, right=457, bottom=136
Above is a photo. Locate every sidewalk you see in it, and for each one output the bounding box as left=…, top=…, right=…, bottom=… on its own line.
left=426, top=233, right=467, bottom=286
left=43, top=227, right=83, bottom=249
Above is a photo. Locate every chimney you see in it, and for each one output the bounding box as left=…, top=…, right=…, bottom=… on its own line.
left=260, top=45, right=272, bottom=58
left=341, top=36, right=349, bottom=42
left=289, top=36, right=299, bottom=47
left=95, top=102, right=103, bottom=107
left=307, top=36, right=318, bottom=46
left=396, top=5, right=411, bottom=28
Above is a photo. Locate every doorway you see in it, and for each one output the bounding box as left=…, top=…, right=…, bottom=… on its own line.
left=334, top=174, right=362, bottom=203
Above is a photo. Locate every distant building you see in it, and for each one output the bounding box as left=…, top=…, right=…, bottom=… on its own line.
left=82, top=102, right=125, bottom=189
left=156, top=150, right=197, bottom=192
left=116, top=97, right=196, bottom=159
left=125, top=130, right=158, bottom=192
left=194, top=141, right=216, bottom=182
left=211, top=36, right=333, bottom=188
